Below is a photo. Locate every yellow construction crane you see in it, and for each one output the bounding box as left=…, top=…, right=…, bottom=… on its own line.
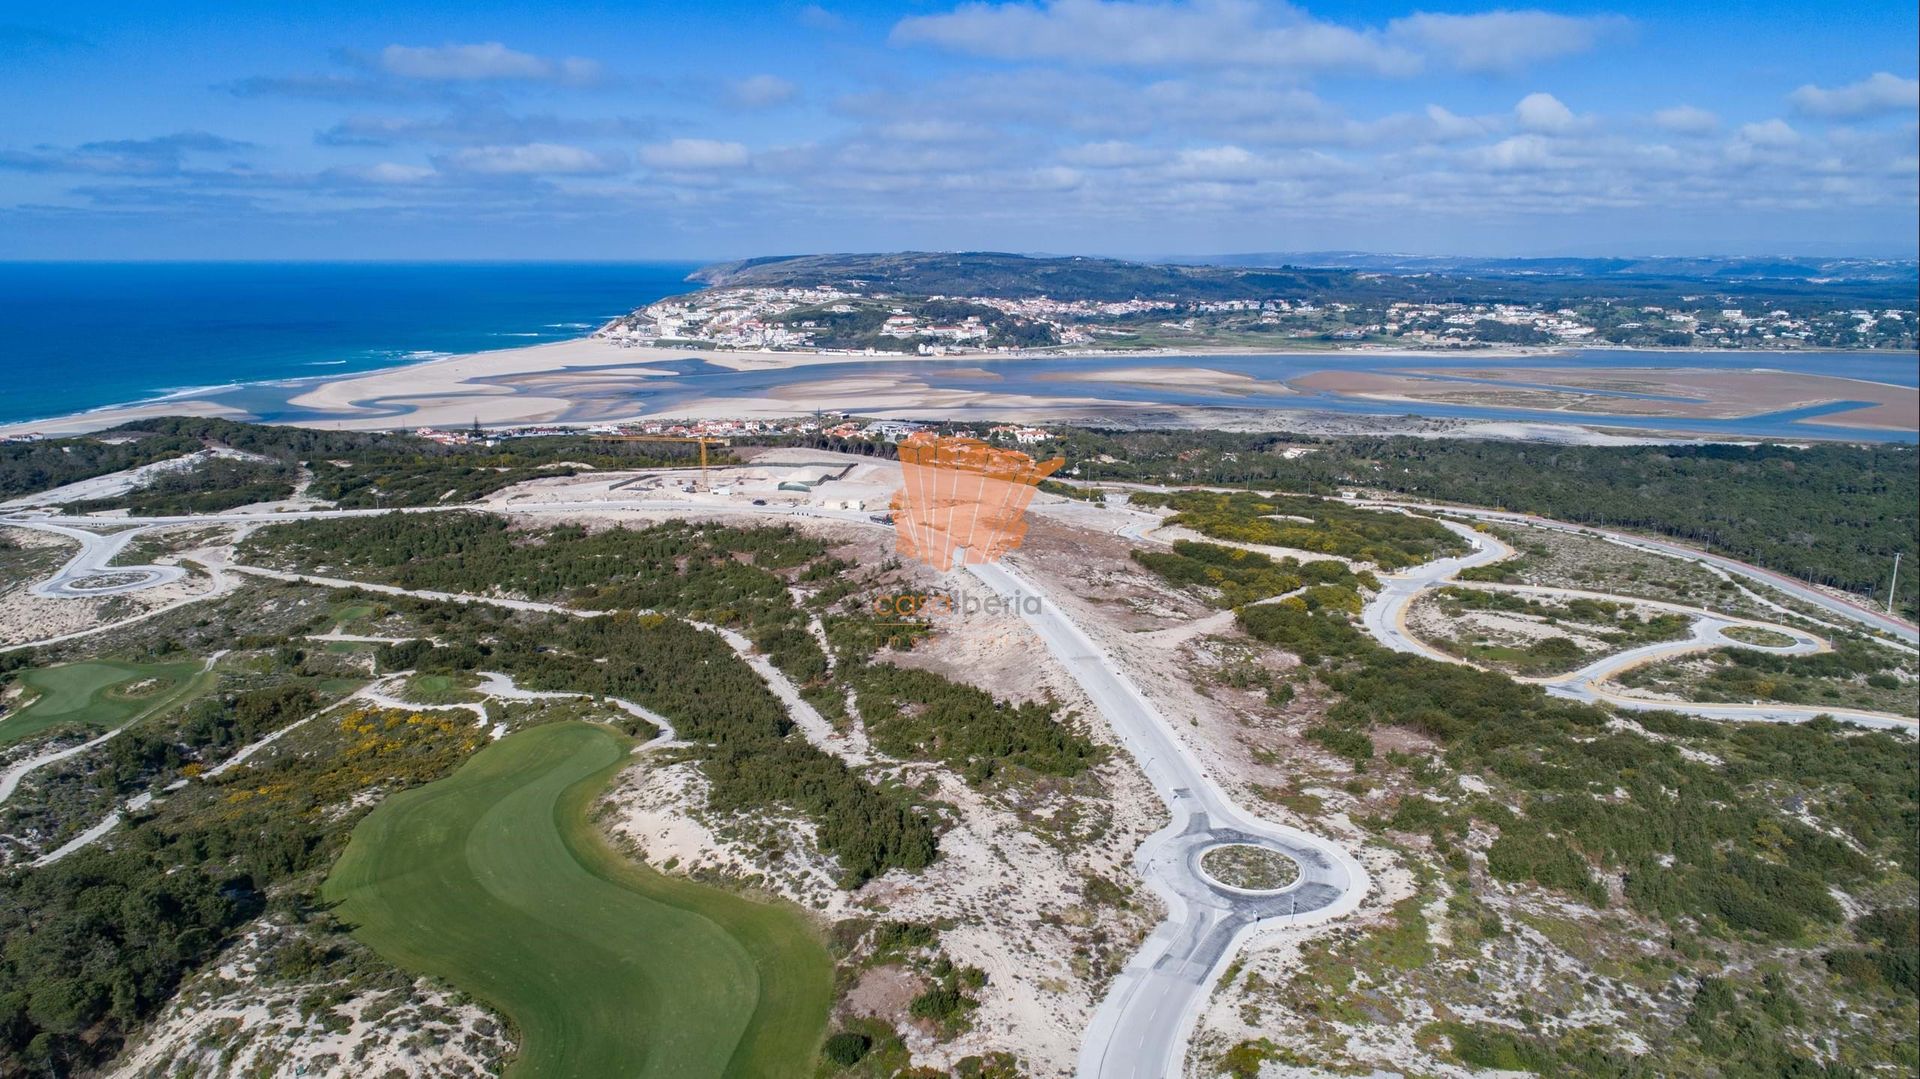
left=589, top=434, right=727, bottom=486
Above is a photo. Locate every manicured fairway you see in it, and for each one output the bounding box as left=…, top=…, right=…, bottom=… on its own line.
left=323, top=722, right=831, bottom=1078
left=0, top=659, right=208, bottom=745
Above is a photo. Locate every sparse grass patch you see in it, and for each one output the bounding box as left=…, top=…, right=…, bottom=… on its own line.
left=1199, top=844, right=1300, bottom=891
left=1722, top=625, right=1796, bottom=647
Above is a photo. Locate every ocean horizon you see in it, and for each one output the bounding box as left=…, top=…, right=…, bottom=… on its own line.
left=0, top=261, right=702, bottom=425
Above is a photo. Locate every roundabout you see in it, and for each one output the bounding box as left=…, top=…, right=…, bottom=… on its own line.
left=1196, top=842, right=1302, bottom=895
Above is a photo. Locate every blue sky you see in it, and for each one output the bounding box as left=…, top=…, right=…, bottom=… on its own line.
left=2, top=0, right=1915, bottom=259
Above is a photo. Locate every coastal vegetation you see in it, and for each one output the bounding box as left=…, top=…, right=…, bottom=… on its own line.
left=1415, top=586, right=1694, bottom=675
left=1129, top=489, right=1465, bottom=569
left=247, top=514, right=938, bottom=883
left=848, top=663, right=1102, bottom=786
left=63, top=456, right=298, bottom=515
left=10, top=417, right=1911, bottom=618
left=0, top=702, right=487, bottom=1074
left=1031, top=432, right=1919, bottom=618
left=1199, top=844, right=1300, bottom=891
left=1234, top=576, right=1917, bottom=942
left=2, top=417, right=732, bottom=512
left=0, top=432, right=208, bottom=500
left=690, top=251, right=1920, bottom=313
left=1618, top=638, right=1916, bottom=716
left=1213, top=555, right=1917, bottom=1074
left=1133, top=539, right=1376, bottom=607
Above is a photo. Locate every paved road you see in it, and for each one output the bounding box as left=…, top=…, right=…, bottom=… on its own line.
left=10, top=493, right=1344, bottom=1075
left=969, top=560, right=1368, bottom=1079
left=11, top=483, right=1909, bottom=1074
left=6, top=518, right=185, bottom=597
left=1352, top=500, right=1918, bottom=645
left=1361, top=519, right=1917, bottom=732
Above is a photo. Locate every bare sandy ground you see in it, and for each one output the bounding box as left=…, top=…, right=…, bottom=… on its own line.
left=1293, top=366, right=1918, bottom=431
left=1032, top=365, right=1287, bottom=394
left=2, top=398, right=251, bottom=438
left=520, top=500, right=1168, bottom=1077
left=8, top=331, right=1897, bottom=441
left=0, top=336, right=1560, bottom=439
left=110, top=920, right=510, bottom=1079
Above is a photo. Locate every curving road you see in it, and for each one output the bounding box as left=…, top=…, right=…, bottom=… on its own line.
left=8, top=517, right=185, bottom=597
left=9, top=479, right=1908, bottom=1076
left=1362, top=518, right=1916, bottom=732
left=969, top=560, right=1368, bottom=1079
left=1350, top=499, right=1918, bottom=646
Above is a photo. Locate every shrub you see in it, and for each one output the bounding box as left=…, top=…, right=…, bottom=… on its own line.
left=823, top=1032, right=872, bottom=1066
left=1306, top=724, right=1373, bottom=764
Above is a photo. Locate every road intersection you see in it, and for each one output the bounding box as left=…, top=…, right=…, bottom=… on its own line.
left=4, top=476, right=1913, bottom=1079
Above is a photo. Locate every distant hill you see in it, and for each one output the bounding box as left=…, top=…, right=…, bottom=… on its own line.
left=688, top=251, right=1385, bottom=302
left=1164, top=251, right=1920, bottom=284
left=686, top=251, right=1917, bottom=305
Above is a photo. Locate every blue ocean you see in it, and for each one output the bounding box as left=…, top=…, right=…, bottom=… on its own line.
left=0, top=262, right=700, bottom=425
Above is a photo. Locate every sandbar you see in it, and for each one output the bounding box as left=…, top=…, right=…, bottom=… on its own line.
left=1292, top=367, right=1917, bottom=431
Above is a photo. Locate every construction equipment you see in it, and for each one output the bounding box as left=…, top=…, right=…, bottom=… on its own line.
left=589, top=435, right=727, bottom=487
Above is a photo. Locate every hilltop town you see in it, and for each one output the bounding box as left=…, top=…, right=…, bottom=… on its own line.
left=597, top=276, right=1917, bottom=355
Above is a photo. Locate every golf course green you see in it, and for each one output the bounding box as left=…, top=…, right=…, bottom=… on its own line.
left=324, top=722, right=831, bottom=1078
left=0, top=659, right=209, bottom=745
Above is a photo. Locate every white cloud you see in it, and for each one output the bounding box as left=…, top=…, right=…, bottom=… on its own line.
left=1058, top=139, right=1164, bottom=166
left=1788, top=72, right=1919, bottom=119
left=355, top=162, right=436, bottom=184
left=1651, top=104, right=1719, bottom=135
left=1514, top=92, right=1576, bottom=133
left=798, top=4, right=845, bottom=30
left=1170, top=144, right=1265, bottom=180
left=1425, top=104, right=1494, bottom=141
left=1477, top=133, right=1558, bottom=171
left=891, top=0, right=1419, bottom=75
left=379, top=43, right=600, bottom=83
left=1387, top=10, right=1629, bottom=74
left=879, top=120, right=1000, bottom=144
left=889, top=2, right=1629, bottom=76
left=443, top=142, right=621, bottom=174
left=639, top=138, right=752, bottom=169
left=1737, top=119, right=1800, bottom=148
left=319, top=111, right=655, bottom=147
left=729, top=74, right=798, bottom=108
left=1026, top=165, right=1085, bottom=189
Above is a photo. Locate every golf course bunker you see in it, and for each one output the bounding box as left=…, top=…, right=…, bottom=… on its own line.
left=1198, top=842, right=1302, bottom=893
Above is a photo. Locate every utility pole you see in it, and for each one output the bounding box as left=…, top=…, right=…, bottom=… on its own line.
left=1889, top=551, right=1903, bottom=616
